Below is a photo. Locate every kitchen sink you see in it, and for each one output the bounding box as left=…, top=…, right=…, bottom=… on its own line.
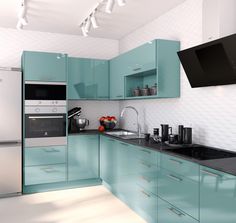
left=167, top=146, right=236, bottom=160
left=105, top=130, right=145, bottom=139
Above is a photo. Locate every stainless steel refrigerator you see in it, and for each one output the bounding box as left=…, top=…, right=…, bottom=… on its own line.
left=0, top=67, right=22, bottom=197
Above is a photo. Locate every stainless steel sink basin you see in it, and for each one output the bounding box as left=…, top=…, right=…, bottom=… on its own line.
left=105, top=130, right=145, bottom=139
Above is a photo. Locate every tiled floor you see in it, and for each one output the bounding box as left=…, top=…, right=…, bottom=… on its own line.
left=0, top=185, right=146, bottom=223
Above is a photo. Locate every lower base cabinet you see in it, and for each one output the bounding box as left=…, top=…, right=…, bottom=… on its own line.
left=68, top=135, right=99, bottom=181
left=158, top=198, right=198, bottom=223
left=200, top=166, right=236, bottom=223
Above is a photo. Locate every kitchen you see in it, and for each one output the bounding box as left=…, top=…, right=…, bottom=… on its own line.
left=0, top=0, right=236, bottom=222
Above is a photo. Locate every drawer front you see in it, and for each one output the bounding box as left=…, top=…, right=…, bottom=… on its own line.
left=134, top=146, right=160, bottom=166
left=161, top=153, right=199, bottom=181
left=24, top=146, right=66, bottom=166
left=158, top=169, right=199, bottom=220
left=24, top=164, right=66, bottom=185
left=135, top=159, right=159, bottom=195
left=158, top=197, right=198, bottom=223
left=133, top=186, right=158, bottom=223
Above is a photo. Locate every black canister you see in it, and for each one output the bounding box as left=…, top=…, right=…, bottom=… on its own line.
left=178, top=125, right=184, bottom=144
left=183, top=127, right=192, bottom=144
left=161, top=124, right=172, bottom=142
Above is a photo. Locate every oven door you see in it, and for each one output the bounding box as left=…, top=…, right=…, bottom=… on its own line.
left=25, top=113, right=67, bottom=147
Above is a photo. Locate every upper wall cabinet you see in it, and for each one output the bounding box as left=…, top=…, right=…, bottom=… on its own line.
left=22, top=51, right=67, bottom=82
left=110, top=39, right=180, bottom=100
left=68, top=57, right=109, bottom=100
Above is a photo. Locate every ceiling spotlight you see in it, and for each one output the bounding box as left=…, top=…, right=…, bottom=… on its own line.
left=84, top=17, right=91, bottom=32
left=91, top=12, right=99, bottom=28
left=117, top=0, right=126, bottom=6
left=81, top=24, right=88, bottom=37
left=16, top=21, right=23, bottom=30
left=106, top=0, right=115, bottom=13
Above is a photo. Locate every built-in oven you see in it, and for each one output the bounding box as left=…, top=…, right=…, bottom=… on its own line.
left=25, top=106, right=67, bottom=147
left=25, top=81, right=66, bottom=106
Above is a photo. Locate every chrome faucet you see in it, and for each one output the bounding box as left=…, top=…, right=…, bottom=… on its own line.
left=120, top=106, right=141, bottom=137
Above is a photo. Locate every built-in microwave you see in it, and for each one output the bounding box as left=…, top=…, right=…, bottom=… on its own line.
left=24, top=106, right=67, bottom=147
left=25, top=81, right=66, bottom=106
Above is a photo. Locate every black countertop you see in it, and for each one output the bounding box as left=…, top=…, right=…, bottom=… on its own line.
left=69, top=129, right=236, bottom=176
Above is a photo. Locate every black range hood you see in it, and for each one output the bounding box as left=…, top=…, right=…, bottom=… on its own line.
left=177, top=34, right=236, bottom=88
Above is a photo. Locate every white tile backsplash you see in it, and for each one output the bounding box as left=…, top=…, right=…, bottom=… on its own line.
left=119, top=0, right=236, bottom=151
left=68, top=100, right=120, bottom=130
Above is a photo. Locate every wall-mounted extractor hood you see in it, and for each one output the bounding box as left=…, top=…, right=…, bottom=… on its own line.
left=177, top=34, right=236, bottom=88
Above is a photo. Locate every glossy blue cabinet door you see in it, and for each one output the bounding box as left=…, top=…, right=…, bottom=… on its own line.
left=100, top=136, right=119, bottom=187
left=158, top=168, right=199, bottom=220
left=109, top=56, right=125, bottom=99
left=68, top=57, right=87, bottom=99
left=158, top=197, right=198, bottom=223
left=124, top=41, right=156, bottom=75
left=25, top=146, right=66, bottom=166
left=68, top=135, right=99, bottom=181
left=22, top=51, right=67, bottom=82
left=200, top=166, right=236, bottom=223
left=68, top=57, right=109, bottom=99
left=156, top=40, right=180, bottom=98
left=94, top=60, right=109, bottom=99
left=24, top=164, right=66, bottom=186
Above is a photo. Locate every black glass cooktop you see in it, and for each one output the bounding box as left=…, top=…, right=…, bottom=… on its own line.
left=167, top=146, right=236, bottom=160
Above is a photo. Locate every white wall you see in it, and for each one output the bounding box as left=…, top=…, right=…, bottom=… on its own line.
left=0, top=27, right=120, bottom=130
left=119, top=0, right=236, bottom=151
left=0, top=27, right=119, bottom=67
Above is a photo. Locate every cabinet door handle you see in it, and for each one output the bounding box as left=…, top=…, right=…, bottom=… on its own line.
left=141, top=149, right=151, bottom=154
left=120, top=142, right=129, bottom=147
left=168, top=207, right=185, bottom=217
left=108, top=139, right=115, bottom=142
left=116, top=95, right=123, bottom=98
left=140, top=161, right=152, bottom=168
left=133, top=67, right=142, bottom=71
left=140, top=176, right=151, bottom=183
left=141, top=190, right=151, bottom=198
left=41, top=167, right=60, bottom=173
left=43, top=148, right=60, bottom=153
left=201, top=169, right=221, bottom=178
left=167, top=174, right=183, bottom=182
left=169, top=158, right=183, bottom=165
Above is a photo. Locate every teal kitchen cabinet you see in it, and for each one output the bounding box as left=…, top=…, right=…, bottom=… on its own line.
left=68, top=57, right=94, bottom=99
left=158, top=197, right=198, bottom=223
left=22, top=51, right=67, bottom=82
left=123, top=41, right=156, bottom=75
left=159, top=154, right=200, bottom=220
left=68, top=57, right=109, bottom=100
left=24, top=145, right=67, bottom=186
left=200, top=166, right=236, bottom=223
left=94, top=59, right=109, bottom=99
left=100, top=136, right=159, bottom=223
left=124, top=39, right=180, bottom=99
left=68, top=135, right=99, bottom=181
left=100, top=136, right=119, bottom=190
left=109, top=56, right=126, bottom=100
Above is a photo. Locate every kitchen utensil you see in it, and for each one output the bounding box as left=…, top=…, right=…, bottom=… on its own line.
left=161, top=124, right=172, bottom=142
left=140, top=85, right=150, bottom=96
left=153, top=128, right=159, bottom=136
left=144, top=133, right=150, bottom=141
left=168, top=134, right=179, bottom=144
left=150, top=83, right=157, bottom=95
left=183, top=127, right=192, bottom=144
left=133, top=87, right=141, bottom=97
left=178, top=125, right=184, bottom=144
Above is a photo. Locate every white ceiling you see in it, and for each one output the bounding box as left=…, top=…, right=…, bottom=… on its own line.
left=0, top=0, right=186, bottom=39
